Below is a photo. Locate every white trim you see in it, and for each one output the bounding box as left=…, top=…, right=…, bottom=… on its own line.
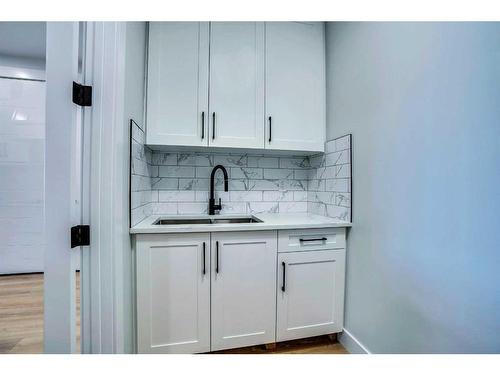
left=43, top=21, right=79, bottom=354
left=111, top=22, right=130, bottom=354
left=80, top=21, right=93, bottom=354
left=81, top=21, right=133, bottom=353
left=88, top=21, right=122, bottom=353
left=338, top=328, right=371, bottom=354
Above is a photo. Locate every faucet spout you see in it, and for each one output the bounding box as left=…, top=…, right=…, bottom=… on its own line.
left=209, top=165, right=229, bottom=215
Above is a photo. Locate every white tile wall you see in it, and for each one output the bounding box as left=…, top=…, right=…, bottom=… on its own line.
left=147, top=151, right=311, bottom=215
left=130, top=131, right=352, bottom=221
left=130, top=121, right=153, bottom=226
left=307, top=134, right=352, bottom=221
left=0, top=78, right=46, bottom=273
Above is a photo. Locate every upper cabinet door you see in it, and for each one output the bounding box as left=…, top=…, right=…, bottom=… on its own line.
left=265, top=22, right=326, bottom=152
left=146, top=22, right=209, bottom=146
left=208, top=22, right=265, bottom=149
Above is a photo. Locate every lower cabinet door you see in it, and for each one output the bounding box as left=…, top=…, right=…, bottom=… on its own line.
left=136, top=233, right=210, bottom=353
left=211, top=231, right=277, bottom=351
left=277, top=249, right=346, bottom=342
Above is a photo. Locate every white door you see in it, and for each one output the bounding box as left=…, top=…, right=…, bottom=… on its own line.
left=208, top=22, right=265, bottom=149
left=265, top=22, right=325, bottom=152
left=0, top=77, right=45, bottom=274
left=146, top=22, right=209, bottom=147
left=277, top=249, right=345, bottom=342
left=44, top=22, right=83, bottom=353
left=211, top=231, right=277, bottom=351
left=136, top=233, right=210, bottom=354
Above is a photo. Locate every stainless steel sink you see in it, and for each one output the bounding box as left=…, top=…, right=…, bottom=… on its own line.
left=152, top=216, right=262, bottom=225
left=211, top=217, right=262, bottom=224
left=153, top=218, right=212, bottom=225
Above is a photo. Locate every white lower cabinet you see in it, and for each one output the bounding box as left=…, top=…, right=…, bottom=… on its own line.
left=276, top=249, right=346, bottom=342
left=136, top=233, right=210, bottom=353
left=210, top=231, right=277, bottom=351
left=135, top=227, right=346, bottom=353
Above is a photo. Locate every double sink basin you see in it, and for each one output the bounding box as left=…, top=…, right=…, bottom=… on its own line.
left=153, top=216, right=263, bottom=226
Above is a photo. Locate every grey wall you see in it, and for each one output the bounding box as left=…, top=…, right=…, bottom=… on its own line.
left=0, top=22, right=46, bottom=59
left=326, top=22, right=500, bottom=353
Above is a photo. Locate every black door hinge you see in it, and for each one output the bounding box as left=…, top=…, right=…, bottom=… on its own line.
left=71, top=225, right=90, bottom=248
left=72, top=81, right=92, bottom=107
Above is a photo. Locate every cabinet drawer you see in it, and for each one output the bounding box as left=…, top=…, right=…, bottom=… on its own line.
left=278, top=227, right=345, bottom=253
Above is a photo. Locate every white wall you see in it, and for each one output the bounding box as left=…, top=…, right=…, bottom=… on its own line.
left=326, top=22, right=500, bottom=353
left=119, top=21, right=147, bottom=353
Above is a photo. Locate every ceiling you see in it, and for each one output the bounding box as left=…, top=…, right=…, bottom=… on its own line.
left=0, top=22, right=46, bottom=59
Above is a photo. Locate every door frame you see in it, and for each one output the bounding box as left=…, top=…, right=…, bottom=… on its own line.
left=80, top=21, right=134, bottom=354
left=44, top=22, right=80, bottom=353
left=44, top=21, right=133, bottom=354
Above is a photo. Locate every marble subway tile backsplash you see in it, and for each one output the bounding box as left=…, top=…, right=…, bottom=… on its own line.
left=147, top=152, right=311, bottom=216
left=130, top=129, right=352, bottom=223
left=307, top=134, right=352, bottom=221
left=130, top=121, right=153, bottom=226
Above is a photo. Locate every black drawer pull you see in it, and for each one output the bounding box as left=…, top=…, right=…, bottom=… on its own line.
left=299, top=237, right=327, bottom=243
left=202, top=242, right=206, bottom=275
left=216, top=240, right=219, bottom=273
left=212, top=112, right=216, bottom=140
left=268, top=116, right=272, bottom=142
left=281, top=262, right=286, bottom=292
left=201, top=112, right=205, bottom=139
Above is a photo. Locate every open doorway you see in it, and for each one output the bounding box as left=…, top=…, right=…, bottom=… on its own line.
left=0, top=22, right=81, bottom=354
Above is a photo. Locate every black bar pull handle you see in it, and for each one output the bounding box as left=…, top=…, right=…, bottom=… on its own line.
left=268, top=116, right=272, bottom=142
left=299, top=237, right=328, bottom=243
left=216, top=241, right=219, bottom=273
left=202, top=242, right=206, bottom=275
left=212, top=112, right=216, bottom=140
left=281, top=262, right=286, bottom=292
left=201, top=112, right=205, bottom=140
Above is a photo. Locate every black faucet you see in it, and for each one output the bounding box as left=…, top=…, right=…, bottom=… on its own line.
left=209, top=165, right=229, bottom=215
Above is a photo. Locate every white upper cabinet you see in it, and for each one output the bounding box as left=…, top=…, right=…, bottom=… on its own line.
left=146, top=22, right=209, bottom=146
left=208, top=22, right=265, bottom=149
left=265, top=22, right=326, bottom=152
left=145, top=21, right=325, bottom=153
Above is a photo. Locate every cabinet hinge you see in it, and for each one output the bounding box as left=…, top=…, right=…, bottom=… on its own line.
left=72, top=81, right=92, bottom=107
left=71, top=225, right=90, bottom=248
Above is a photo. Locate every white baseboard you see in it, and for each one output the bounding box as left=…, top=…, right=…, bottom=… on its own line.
left=338, top=329, right=371, bottom=354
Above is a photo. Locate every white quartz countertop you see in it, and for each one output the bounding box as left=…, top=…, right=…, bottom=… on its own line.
left=130, top=213, right=351, bottom=234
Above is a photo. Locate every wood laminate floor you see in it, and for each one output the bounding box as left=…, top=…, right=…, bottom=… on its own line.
left=214, top=335, right=348, bottom=354
left=0, top=273, right=347, bottom=354
left=0, top=273, right=80, bottom=354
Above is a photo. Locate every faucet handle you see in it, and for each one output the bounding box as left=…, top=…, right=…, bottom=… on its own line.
left=218, top=198, right=222, bottom=207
